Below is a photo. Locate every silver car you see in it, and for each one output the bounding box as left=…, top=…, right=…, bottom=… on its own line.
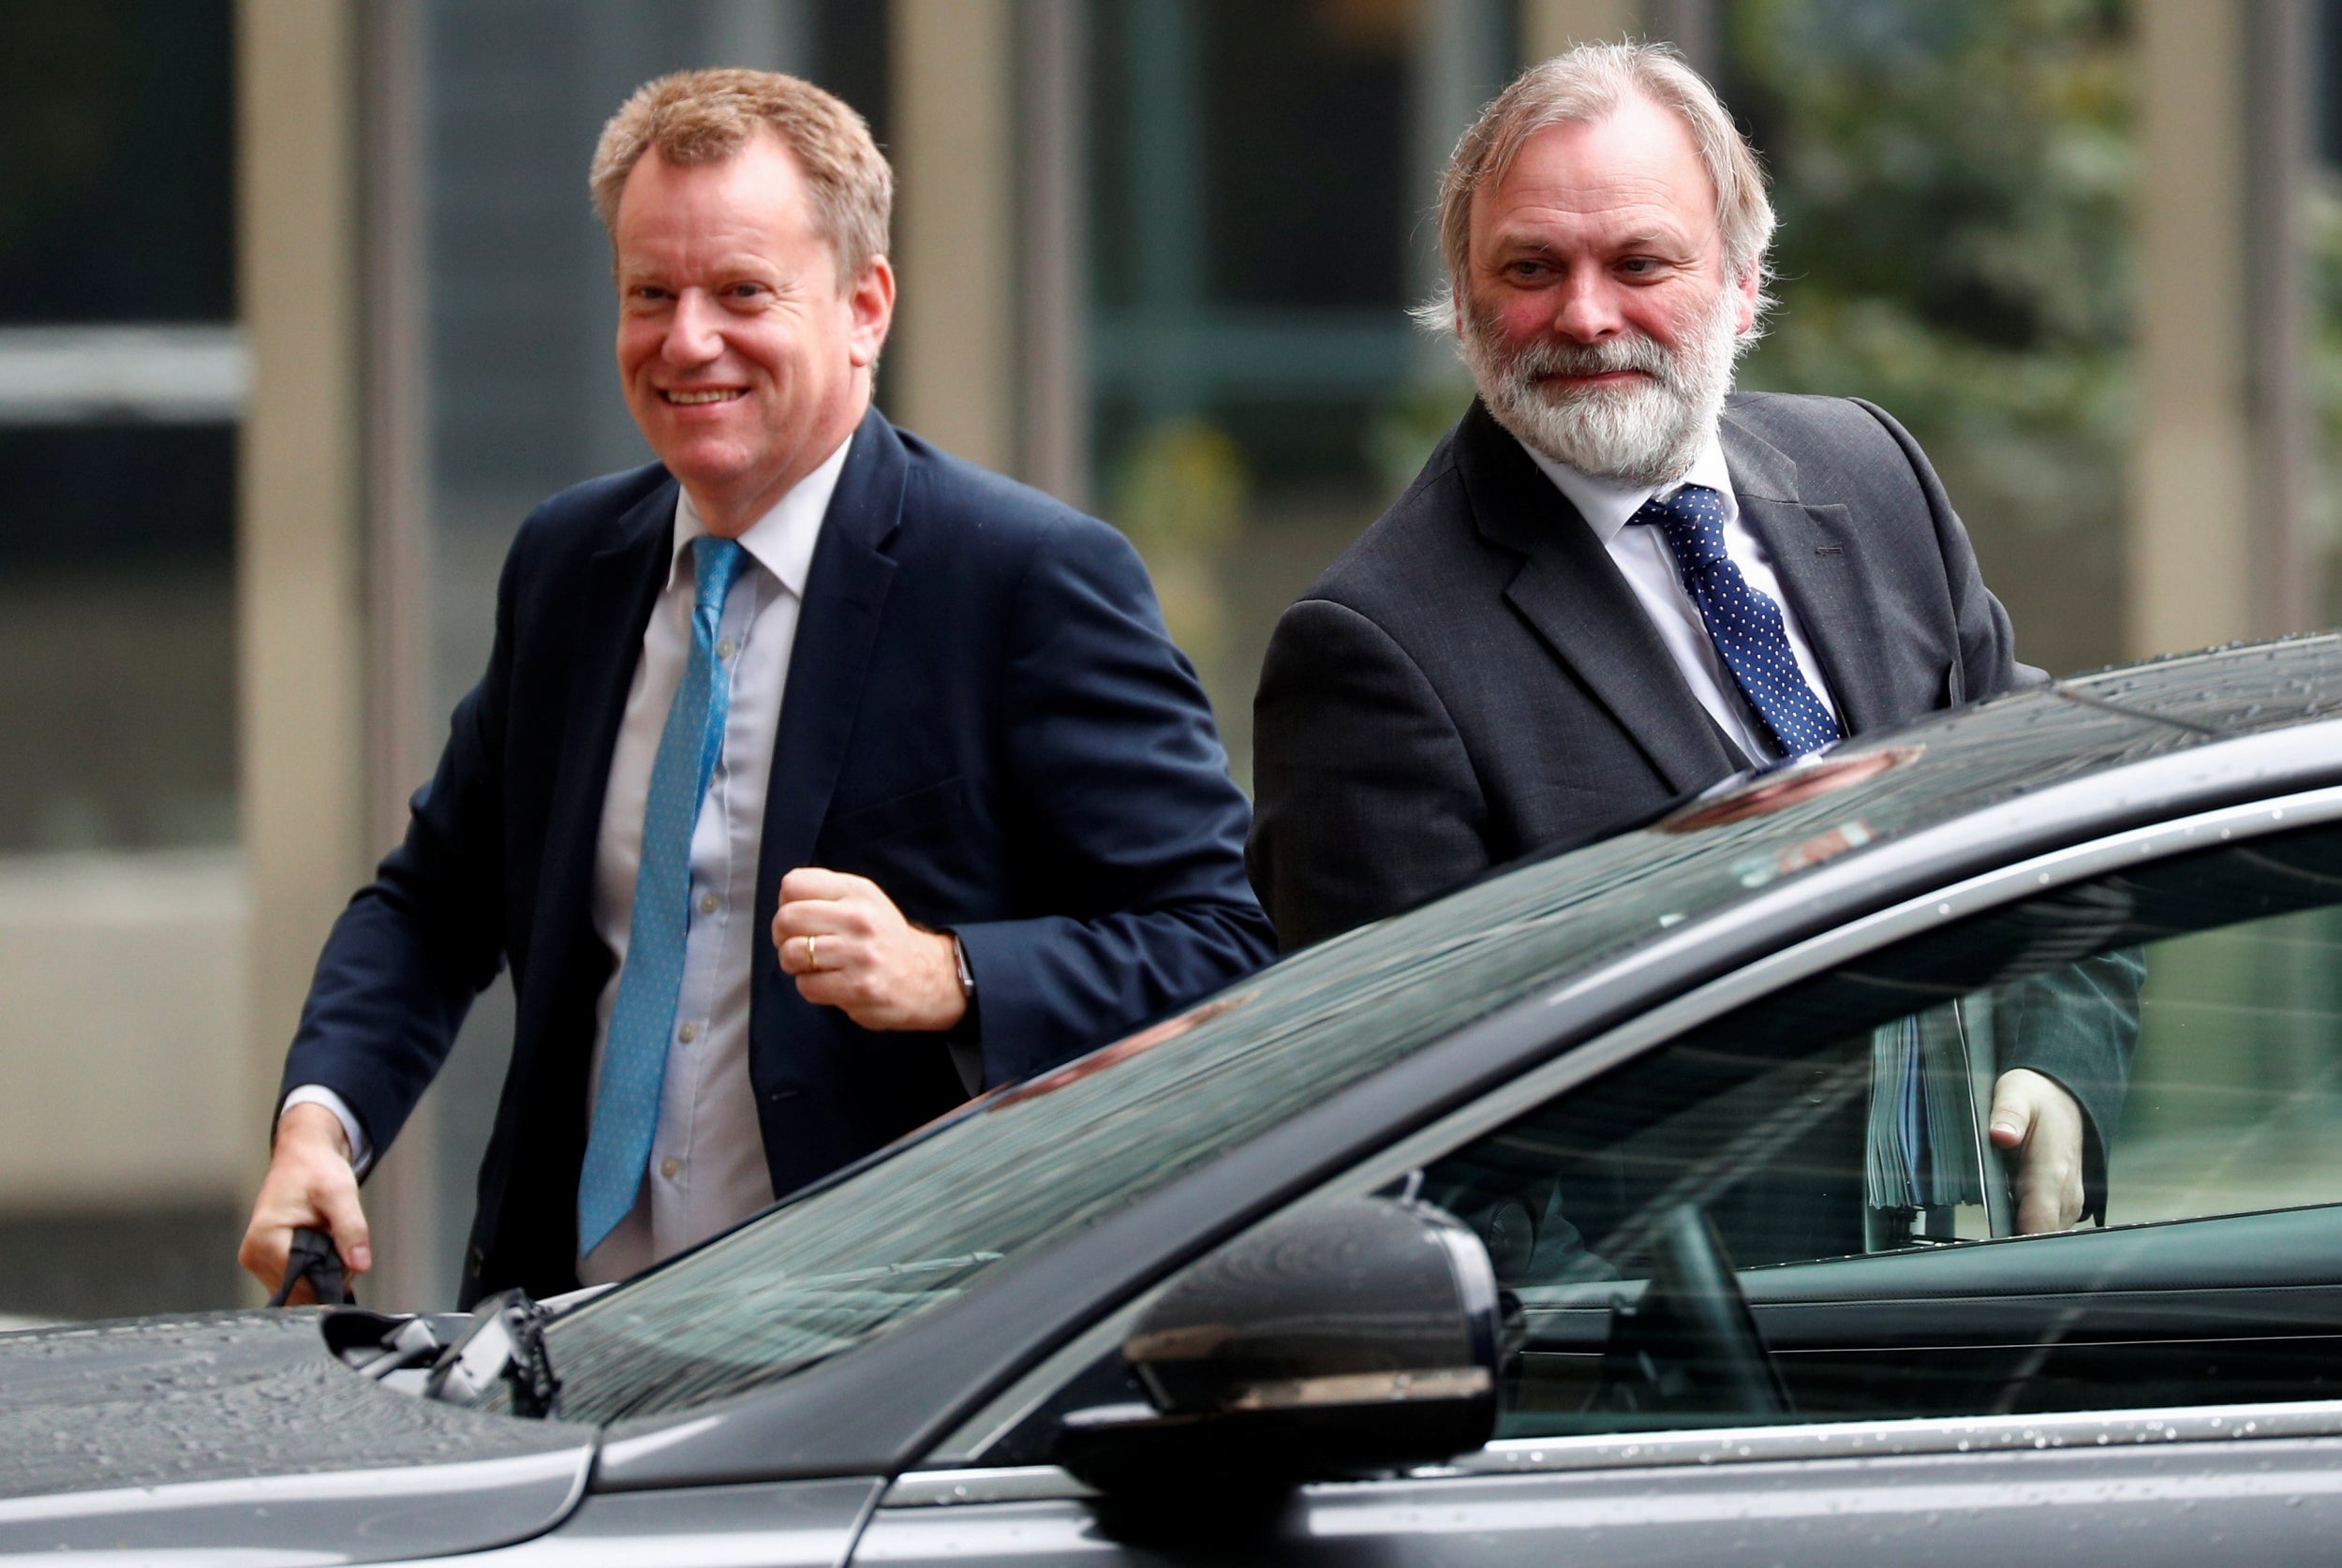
left=7, top=636, right=2342, bottom=1565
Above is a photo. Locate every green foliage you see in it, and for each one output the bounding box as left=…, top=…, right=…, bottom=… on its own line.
left=1728, top=0, right=2131, bottom=435
left=1727, top=0, right=2135, bottom=672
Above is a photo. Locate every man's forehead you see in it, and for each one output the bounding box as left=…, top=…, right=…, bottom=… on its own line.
left=1472, top=95, right=1719, bottom=244
left=614, top=131, right=809, bottom=236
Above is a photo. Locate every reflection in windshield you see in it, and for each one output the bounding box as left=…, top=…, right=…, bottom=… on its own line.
left=539, top=697, right=2206, bottom=1425
left=1660, top=746, right=1923, bottom=833
left=986, top=990, right=1254, bottom=1111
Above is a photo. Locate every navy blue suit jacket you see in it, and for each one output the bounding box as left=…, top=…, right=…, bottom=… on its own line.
left=282, top=410, right=1273, bottom=1305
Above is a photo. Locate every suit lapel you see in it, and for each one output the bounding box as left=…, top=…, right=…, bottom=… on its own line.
left=1721, top=405, right=1894, bottom=735
left=1457, top=404, right=1742, bottom=792
left=754, top=408, right=904, bottom=916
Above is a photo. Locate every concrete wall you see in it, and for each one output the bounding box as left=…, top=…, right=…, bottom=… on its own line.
left=0, top=851, right=248, bottom=1316
left=0, top=851, right=246, bottom=1203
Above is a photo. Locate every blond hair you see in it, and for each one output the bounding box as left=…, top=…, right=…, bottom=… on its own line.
left=590, top=67, right=892, bottom=281
left=1418, top=41, right=1775, bottom=330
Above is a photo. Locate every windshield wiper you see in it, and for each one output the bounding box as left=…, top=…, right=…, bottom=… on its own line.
left=420, top=1289, right=562, bottom=1418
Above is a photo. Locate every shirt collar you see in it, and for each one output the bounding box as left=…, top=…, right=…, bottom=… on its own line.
left=1516, top=427, right=1736, bottom=545
left=668, top=429, right=856, bottom=599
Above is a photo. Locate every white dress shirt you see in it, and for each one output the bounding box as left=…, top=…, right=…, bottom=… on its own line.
left=287, top=432, right=852, bottom=1287
left=1517, top=432, right=1839, bottom=763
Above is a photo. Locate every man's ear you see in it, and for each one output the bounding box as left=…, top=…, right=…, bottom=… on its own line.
left=1730, top=263, right=1761, bottom=335
left=848, top=255, right=897, bottom=368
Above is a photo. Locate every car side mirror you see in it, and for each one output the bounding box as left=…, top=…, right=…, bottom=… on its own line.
left=1052, top=1195, right=1502, bottom=1492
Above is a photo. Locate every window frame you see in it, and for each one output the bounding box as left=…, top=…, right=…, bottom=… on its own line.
left=930, top=780, right=2342, bottom=1479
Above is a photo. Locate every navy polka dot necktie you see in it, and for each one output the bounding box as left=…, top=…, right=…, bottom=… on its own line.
left=1627, top=484, right=1842, bottom=758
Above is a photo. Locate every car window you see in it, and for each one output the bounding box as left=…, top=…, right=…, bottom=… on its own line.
left=1416, top=822, right=2342, bottom=1439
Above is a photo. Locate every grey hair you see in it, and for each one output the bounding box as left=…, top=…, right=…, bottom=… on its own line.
left=1412, top=40, right=1776, bottom=334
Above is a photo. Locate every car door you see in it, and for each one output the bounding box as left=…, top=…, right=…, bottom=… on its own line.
left=852, top=797, right=2342, bottom=1567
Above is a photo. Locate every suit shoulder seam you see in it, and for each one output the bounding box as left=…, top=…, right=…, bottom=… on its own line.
left=1845, top=395, right=1916, bottom=454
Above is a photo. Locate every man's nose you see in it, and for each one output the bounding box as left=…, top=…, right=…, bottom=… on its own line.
left=662, top=289, right=723, bottom=364
left=1549, top=268, right=1623, bottom=344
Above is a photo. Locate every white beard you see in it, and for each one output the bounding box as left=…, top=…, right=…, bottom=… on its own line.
left=1460, top=282, right=1745, bottom=487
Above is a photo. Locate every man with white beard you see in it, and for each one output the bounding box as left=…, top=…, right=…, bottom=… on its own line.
left=1249, top=42, right=2127, bottom=1238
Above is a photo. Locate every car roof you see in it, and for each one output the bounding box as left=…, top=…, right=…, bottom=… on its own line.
left=2058, top=635, right=2342, bottom=733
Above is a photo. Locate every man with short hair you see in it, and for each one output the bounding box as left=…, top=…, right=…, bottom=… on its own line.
left=243, top=69, right=1271, bottom=1307
left=1249, top=43, right=2121, bottom=1235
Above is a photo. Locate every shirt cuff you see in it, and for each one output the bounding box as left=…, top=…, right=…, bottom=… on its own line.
left=280, top=1086, right=373, bottom=1177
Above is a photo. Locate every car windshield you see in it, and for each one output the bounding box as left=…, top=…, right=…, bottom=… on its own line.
left=541, top=670, right=2260, bottom=1425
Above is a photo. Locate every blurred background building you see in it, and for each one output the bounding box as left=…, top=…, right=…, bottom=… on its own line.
left=0, top=0, right=2334, bottom=1315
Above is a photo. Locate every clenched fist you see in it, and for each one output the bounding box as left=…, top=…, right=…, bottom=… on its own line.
left=772, top=867, right=966, bottom=1032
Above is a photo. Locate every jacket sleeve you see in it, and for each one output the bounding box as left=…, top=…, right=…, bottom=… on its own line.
left=1247, top=596, right=1492, bottom=954
left=274, top=536, right=522, bottom=1162
left=947, top=521, right=1275, bottom=1087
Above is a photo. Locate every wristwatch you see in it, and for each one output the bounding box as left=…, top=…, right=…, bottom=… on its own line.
left=950, top=932, right=977, bottom=1005
left=941, top=931, right=983, bottom=1087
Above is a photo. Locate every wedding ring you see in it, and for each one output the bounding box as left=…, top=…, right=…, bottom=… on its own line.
left=805, top=934, right=821, bottom=971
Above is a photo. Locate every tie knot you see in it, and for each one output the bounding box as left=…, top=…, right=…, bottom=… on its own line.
left=1628, top=484, right=1728, bottom=567
left=690, top=535, right=749, bottom=617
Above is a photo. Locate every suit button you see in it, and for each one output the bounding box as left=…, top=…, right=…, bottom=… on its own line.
left=660, top=1158, right=680, bottom=1179
left=467, top=1246, right=485, bottom=1273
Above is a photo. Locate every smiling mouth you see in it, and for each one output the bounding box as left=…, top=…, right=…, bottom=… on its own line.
left=662, top=389, right=747, bottom=406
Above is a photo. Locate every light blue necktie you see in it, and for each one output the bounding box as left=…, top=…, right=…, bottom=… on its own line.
left=1628, top=484, right=1843, bottom=759
left=577, top=535, right=749, bottom=1257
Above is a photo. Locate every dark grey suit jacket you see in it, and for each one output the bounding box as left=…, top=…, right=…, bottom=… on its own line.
left=1251, top=392, right=2134, bottom=1220
left=1251, top=392, right=2019, bottom=949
